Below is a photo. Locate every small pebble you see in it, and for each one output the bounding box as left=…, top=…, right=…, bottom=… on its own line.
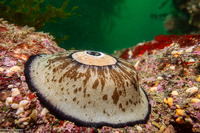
left=185, top=46, right=194, bottom=53
left=0, top=67, right=4, bottom=72
left=19, top=100, right=29, bottom=108
left=184, top=117, right=193, bottom=125
left=11, top=103, right=19, bottom=109
left=6, top=66, right=21, bottom=77
left=175, top=117, right=184, bottom=124
left=169, top=66, right=175, bottom=70
left=7, top=84, right=14, bottom=88
left=186, top=87, right=198, bottom=94
left=23, top=121, right=29, bottom=126
left=136, top=126, right=142, bottom=131
left=164, top=97, right=173, bottom=106
left=172, top=50, right=182, bottom=57
left=0, top=92, right=7, bottom=101
left=171, top=91, right=178, bottom=96
left=134, top=60, right=140, bottom=69
left=16, top=107, right=24, bottom=115
left=191, top=98, right=200, bottom=103
left=40, top=108, right=49, bottom=116
left=188, top=58, right=195, bottom=63
left=168, top=98, right=173, bottom=106
left=171, top=50, right=182, bottom=55
left=198, top=94, right=200, bottom=99
left=29, top=109, right=38, bottom=121
left=157, top=76, right=163, bottom=80
left=152, top=121, right=160, bottom=128
left=197, top=76, right=200, bottom=82
left=11, top=88, right=20, bottom=97
left=5, top=97, right=13, bottom=105
left=20, top=76, right=26, bottom=81
left=150, top=87, right=157, bottom=92
left=176, top=109, right=185, bottom=116
left=15, top=117, right=30, bottom=124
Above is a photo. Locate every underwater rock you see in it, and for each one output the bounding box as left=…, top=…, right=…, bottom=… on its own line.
left=1, top=19, right=200, bottom=132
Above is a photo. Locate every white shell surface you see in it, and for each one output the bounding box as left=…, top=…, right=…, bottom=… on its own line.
left=24, top=50, right=150, bottom=127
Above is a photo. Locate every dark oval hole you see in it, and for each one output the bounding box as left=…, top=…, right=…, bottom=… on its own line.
left=86, top=51, right=101, bottom=56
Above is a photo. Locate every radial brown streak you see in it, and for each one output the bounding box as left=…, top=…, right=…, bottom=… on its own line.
left=103, top=67, right=108, bottom=75
left=117, top=65, right=137, bottom=93
left=58, top=76, right=63, bottom=83
left=120, top=60, right=136, bottom=71
left=59, top=63, right=80, bottom=82
left=92, top=79, right=99, bottom=89
left=77, top=72, right=85, bottom=80
left=82, top=67, right=91, bottom=87
left=97, top=68, right=106, bottom=91
left=117, top=64, right=137, bottom=83
left=52, top=61, right=71, bottom=73
left=110, top=68, right=128, bottom=97
left=83, top=88, right=87, bottom=97
left=112, top=87, right=119, bottom=105
left=112, top=68, right=125, bottom=89
left=119, top=103, right=125, bottom=112
left=90, top=66, right=97, bottom=75
left=108, top=67, right=126, bottom=96
left=46, top=56, right=69, bottom=66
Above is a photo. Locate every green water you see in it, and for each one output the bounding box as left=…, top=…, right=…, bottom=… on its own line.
left=41, top=0, right=173, bottom=54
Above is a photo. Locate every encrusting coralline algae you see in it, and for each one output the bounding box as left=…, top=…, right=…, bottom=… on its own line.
left=0, top=19, right=200, bottom=132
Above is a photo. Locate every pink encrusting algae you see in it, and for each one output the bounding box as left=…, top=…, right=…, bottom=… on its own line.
left=0, top=18, right=200, bottom=132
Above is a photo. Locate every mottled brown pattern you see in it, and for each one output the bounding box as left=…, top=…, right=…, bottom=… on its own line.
left=83, top=88, right=86, bottom=97
left=59, top=63, right=80, bottom=82
left=112, top=88, right=119, bottom=105
left=119, top=59, right=136, bottom=71
left=78, top=87, right=82, bottom=91
left=26, top=50, right=150, bottom=127
left=73, top=97, right=76, bottom=101
left=119, top=103, right=125, bottom=112
left=103, top=109, right=110, bottom=116
left=109, top=68, right=125, bottom=89
left=46, top=54, right=68, bottom=64
left=97, top=68, right=106, bottom=91
left=92, top=79, right=99, bottom=89
left=58, top=76, right=63, bottom=83
left=102, top=94, right=108, bottom=101
left=83, top=67, right=91, bottom=87
left=74, top=88, right=77, bottom=94
left=50, top=59, right=71, bottom=73
left=129, top=99, right=133, bottom=104
left=117, top=64, right=136, bottom=81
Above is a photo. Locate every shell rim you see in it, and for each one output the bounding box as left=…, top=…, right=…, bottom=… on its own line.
left=24, top=53, right=151, bottom=128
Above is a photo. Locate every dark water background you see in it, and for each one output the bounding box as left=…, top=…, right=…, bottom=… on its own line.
left=41, top=0, right=173, bottom=54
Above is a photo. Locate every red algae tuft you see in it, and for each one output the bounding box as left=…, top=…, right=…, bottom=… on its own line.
left=120, top=34, right=200, bottom=59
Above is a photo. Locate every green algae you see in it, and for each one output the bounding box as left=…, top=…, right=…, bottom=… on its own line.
left=0, top=0, right=77, bottom=30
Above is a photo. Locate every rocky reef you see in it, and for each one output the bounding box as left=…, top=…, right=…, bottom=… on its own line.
left=119, top=34, right=200, bottom=132
left=0, top=19, right=200, bottom=132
